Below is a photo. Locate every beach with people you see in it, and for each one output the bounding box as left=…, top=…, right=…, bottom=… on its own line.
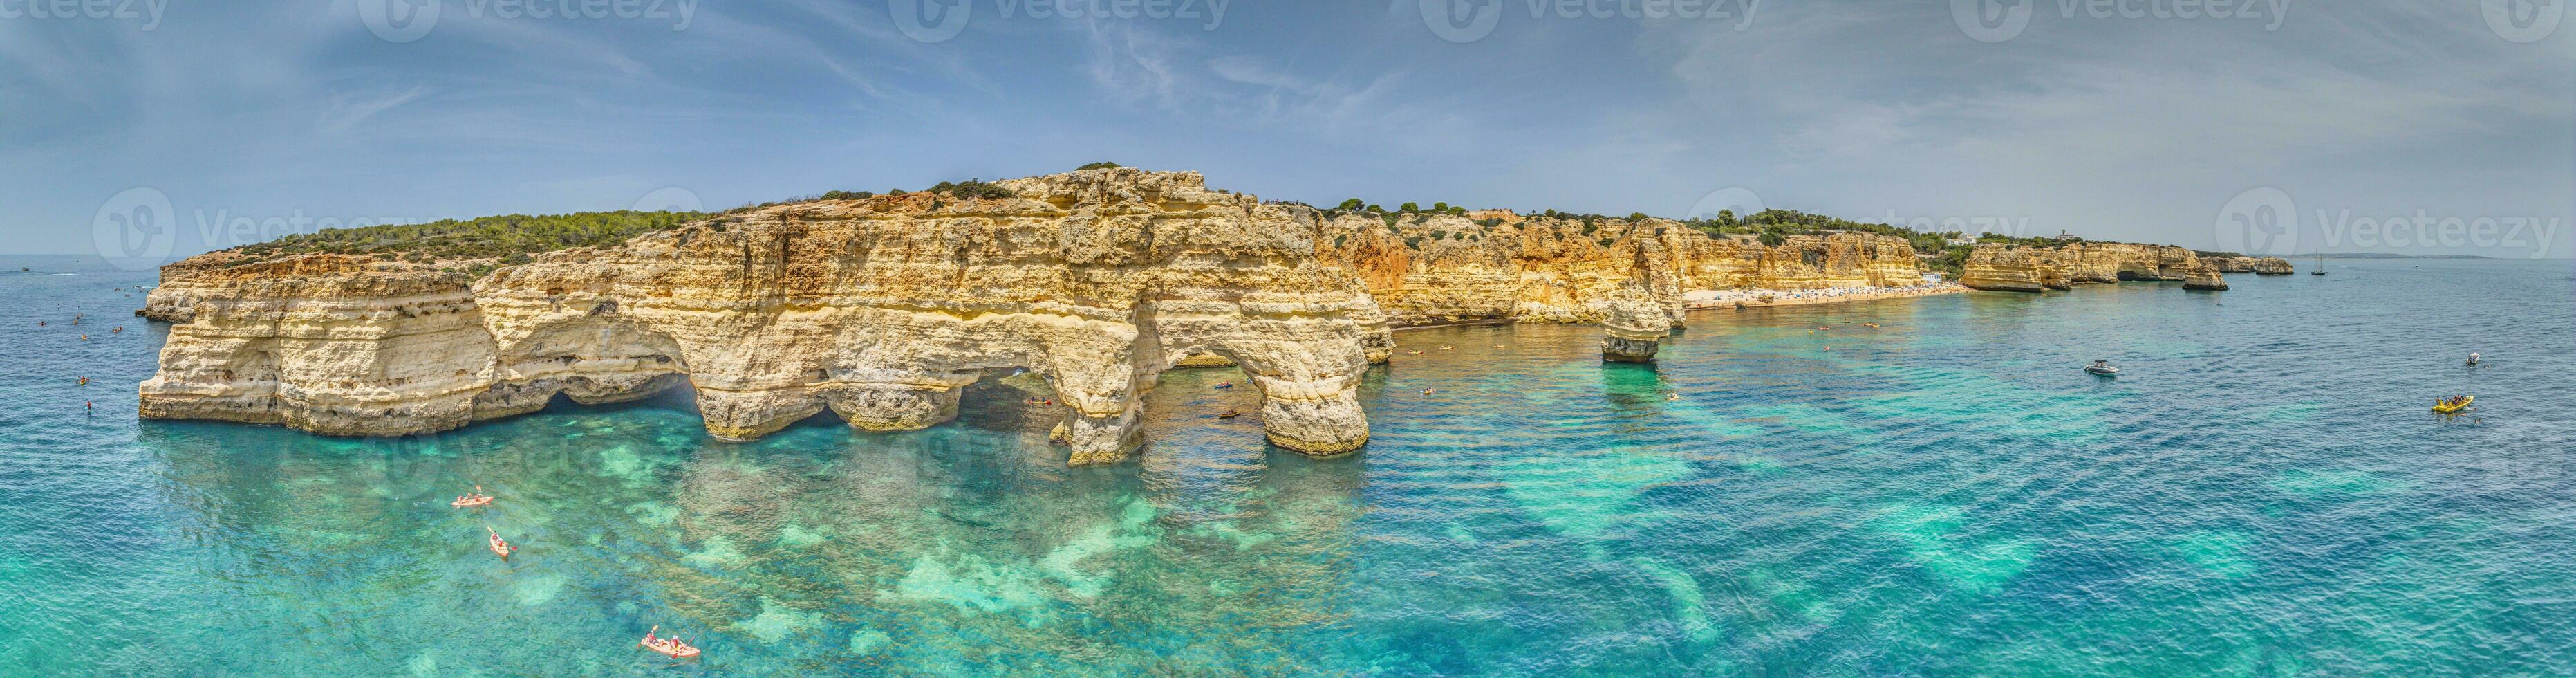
left=1685, top=282, right=1968, bottom=309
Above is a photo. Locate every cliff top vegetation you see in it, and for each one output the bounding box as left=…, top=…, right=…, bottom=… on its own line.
left=218, top=211, right=705, bottom=269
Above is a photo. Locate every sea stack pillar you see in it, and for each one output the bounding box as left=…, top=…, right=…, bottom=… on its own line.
left=1060, top=406, right=1144, bottom=465
left=1256, top=380, right=1370, bottom=455
left=1601, top=286, right=1672, bottom=363
left=2183, top=264, right=2229, bottom=291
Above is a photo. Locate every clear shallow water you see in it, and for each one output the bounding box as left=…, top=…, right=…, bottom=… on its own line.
left=5, top=255, right=2575, bottom=675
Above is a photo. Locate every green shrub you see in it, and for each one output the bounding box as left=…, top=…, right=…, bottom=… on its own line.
left=212, top=210, right=706, bottom=268
left=926, top=179, right=1016, bottom=200
left=1076, top=161, right=1122, bottom=170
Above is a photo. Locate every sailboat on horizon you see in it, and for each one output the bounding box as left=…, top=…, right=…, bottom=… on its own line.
left=2311, top=253, right=2327, bottom=276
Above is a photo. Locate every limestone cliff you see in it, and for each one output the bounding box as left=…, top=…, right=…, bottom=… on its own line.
left=1961, top=241, right=2219, bottom=293
left=1314, top=210, right=1923, bottom=326
left=2205, top=255, right=2294, bottom=275
left=140, top=169, right=1389, bottom=464
left=134, top=253, right=263, bottom=323
left=2183, top=264, right=2229, bottom=291
left=1599, top=283, right=1671, bottom=363
left=1957, top=244, right=2071, bottom=292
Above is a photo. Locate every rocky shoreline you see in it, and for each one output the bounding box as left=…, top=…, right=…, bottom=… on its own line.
left=138, top=170, right=1388, bottom=464
left=1957, top=241, right=2257, bottom=293
left=1686, top=282, right=1967, bottom=309
left=133, top=167, right=2230, bottom=463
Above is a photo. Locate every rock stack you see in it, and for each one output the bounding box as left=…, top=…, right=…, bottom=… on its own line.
left=1600, top=284, right=1672, bottom=363
left=2183, top=264, right=2230, bottom=290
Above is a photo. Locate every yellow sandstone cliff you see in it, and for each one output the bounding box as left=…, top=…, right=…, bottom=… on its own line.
left=1959, top=241, right=2227, bottom=292
left=139, top=169, right=1390, bottom=464
left=1314, top=210, right=1923, bottom=325
left=2208, top=255, right=2296, bottom=275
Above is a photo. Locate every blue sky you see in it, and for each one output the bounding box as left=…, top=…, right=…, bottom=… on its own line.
left=5, top=1, right=2570, bottom=261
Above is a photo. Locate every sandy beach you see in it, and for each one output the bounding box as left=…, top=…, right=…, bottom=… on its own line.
left=1685, top=282, right=1969, bottom=309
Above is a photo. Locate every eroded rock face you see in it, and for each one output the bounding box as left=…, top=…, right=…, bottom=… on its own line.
left=139, top=169, right=1385, bottom=464
left=2183, top=264, right=2230, bottom=290
left=137, top=255, right=497, bottom=432
left=2205, top=255, right=2293, bottom=275
left=1961, top=241, right=2207, bottom=293
left=1600, top=284, right=1672, bottom=363
left=1958, top=244, right=2068, bottom=292
left=1314, top=211, right=1922, bottom=326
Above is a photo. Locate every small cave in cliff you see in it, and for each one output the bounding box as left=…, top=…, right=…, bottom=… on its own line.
left=478, top=316, right=694, bottom=419
left=938, top=368, right=1072, bottom=439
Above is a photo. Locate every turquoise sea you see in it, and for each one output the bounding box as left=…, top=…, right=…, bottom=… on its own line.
left=4, top=255, right=2574, bottom=675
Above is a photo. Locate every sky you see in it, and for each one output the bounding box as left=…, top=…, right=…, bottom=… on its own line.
left=4, top=0, right=2570, bottom=264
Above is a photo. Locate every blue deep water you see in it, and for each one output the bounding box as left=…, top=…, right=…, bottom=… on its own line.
left=3, top=255, right=2574, bottom=675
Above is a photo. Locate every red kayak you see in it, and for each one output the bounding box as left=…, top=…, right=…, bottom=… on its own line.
left=487, top=529, right=516, bottom=559
left=641, top=626, right=700, bottom=659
